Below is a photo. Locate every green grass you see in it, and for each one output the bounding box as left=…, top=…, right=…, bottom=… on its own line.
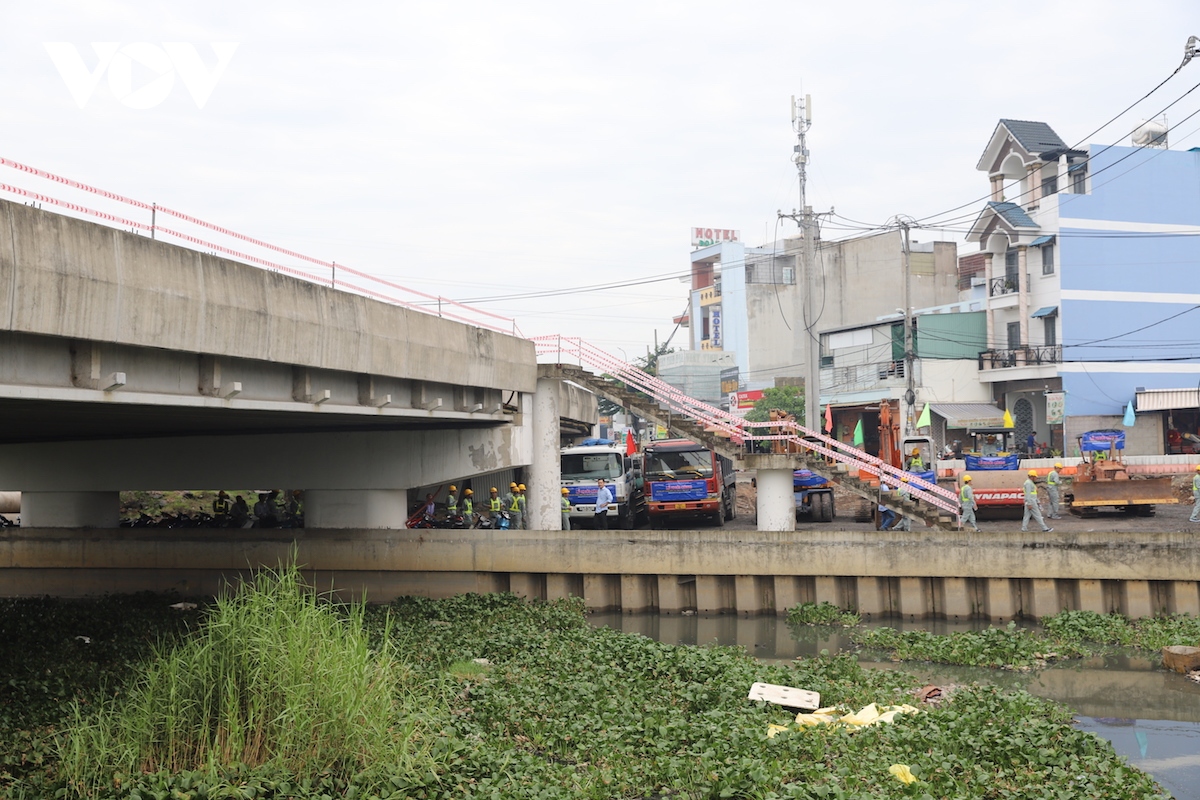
left=59, top=565, right=437, bottom=796
left=0, top=590, right=1172, bottom=798
left=786, top=601, right=862, bottom=627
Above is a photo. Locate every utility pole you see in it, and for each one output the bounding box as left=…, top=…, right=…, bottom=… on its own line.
left=901, top=221, right=914, bottom=439
left=779, top=94, right=820, bottom=431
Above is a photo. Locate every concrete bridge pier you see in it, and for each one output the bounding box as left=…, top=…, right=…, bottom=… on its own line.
left=304, top=490, right=409, bottom=529
left=526, top=378, right=564, bottom=531
left=21, top=491, right=118, bottom=528
left=746, top=456, right=796, bottom=532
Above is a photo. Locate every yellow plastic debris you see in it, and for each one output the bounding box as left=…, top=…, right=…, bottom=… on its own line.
left=794, top=703, right=919, bottom=730
left=889, top=764, right=918, bottom=785
left=766, top=724, right=790, bottom=739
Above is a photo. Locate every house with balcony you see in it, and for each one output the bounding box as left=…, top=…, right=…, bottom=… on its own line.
left=963, top=118, right=1200, bottom=455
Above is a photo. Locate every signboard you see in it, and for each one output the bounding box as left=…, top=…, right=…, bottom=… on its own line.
left=655, top=424, right=669, bottom=440
left=719, top=367, right=740, bottom=396
left=732, top=389, right=765, bottom=410
left=1045, top=392, right=1064, bottom=425
left=1081, top=429, right=1125, bottom=452
left=964, top=454, right=1020, bottom=471
left=691, top=227, right=741, bottom=247
left=711, top=308, right=722, bottom=347
left=650, top=480, right=709, bottom=502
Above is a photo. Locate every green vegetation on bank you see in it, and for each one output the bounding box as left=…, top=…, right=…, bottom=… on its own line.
left=0, top=583, right=1169, bottom=799
left=788, top=606, right=1200, bottom=670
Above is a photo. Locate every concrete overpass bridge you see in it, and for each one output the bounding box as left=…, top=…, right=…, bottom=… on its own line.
left=0, top=197, right=599, bottom=528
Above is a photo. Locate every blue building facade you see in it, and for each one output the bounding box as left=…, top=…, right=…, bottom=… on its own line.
left=965, top=120, right=1200, bottom=456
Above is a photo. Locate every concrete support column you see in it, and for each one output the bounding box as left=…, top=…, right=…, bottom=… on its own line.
left=756, top=468, right=795, bottom=531
left=304, top=490, right=408, bottom=529
left=21, top=491, right=118, bottom=528
left=527, top=379, right=561, bottom=531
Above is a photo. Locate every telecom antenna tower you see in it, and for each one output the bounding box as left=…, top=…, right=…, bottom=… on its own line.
left=784, top=95, right=820, bottom=433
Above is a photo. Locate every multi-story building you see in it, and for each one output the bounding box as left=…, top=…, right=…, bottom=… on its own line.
left=964, top=118, right=1200, bottom=455
left=682, top=231, right=960, bottom=410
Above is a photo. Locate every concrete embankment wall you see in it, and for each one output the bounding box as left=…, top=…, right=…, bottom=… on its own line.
left=4, top=528, right=1199, bottom=621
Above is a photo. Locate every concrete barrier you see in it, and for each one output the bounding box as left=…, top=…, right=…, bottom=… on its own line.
left=3, top=527, right=1198, bottom=621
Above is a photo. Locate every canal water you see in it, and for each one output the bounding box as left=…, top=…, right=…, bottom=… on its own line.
left=589, top=613, right=1200, bottom=800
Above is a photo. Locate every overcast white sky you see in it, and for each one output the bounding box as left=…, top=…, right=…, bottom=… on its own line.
left=2, top=1, right=1198, bottom=355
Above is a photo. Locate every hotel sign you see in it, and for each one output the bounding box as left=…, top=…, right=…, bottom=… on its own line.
left=692, top=227, right=740, bottom=247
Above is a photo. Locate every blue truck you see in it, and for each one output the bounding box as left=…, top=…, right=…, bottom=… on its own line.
left=794, top=469, right=835, bottom=522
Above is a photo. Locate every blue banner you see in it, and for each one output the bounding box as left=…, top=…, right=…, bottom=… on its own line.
left=964, top=454, right=1020, bottom=471
left=1081, top=430, right=1125, bottom=452
left=566, top=486, right=599, bottom=504
left=650, top=480, right=709, bottom=502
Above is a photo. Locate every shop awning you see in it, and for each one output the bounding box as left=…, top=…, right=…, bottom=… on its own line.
left=929, top=403, right=1006, bottom=429
left=1136, top=388, right=1200, bottom=412
left=1030, top=235, right=1056, bottom=246
left=1031, top=305, right=1058, bottom=318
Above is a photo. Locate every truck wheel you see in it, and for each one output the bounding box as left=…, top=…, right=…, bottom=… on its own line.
left=817, top=492, right=834, bottom=522
left=713, top=496, right=726, bottom=527
left=724, top=487, right=736, bottom=520
left=622, top=507, right=635, bottom=529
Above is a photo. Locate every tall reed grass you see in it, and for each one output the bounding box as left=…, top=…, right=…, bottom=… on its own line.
left=61, top=565, right=431, bottom=793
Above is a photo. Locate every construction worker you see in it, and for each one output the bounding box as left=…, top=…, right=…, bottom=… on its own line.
left=561, top=487, right=571, bottom=530
left=515, top=484, right=527, bottom=530
left=212, top=490, right=231, bottom=526
left=960, top=475, right=980, bottom=532
left=488, top=487, right=503, bottom=527
left=1190, top=465, right=1200, bottom=523
left=447, top=485, right=458, bottom=517
left=906, top=448, right=924, bottom=471
left=1046, top=463, right=1063, bottom=519
left=878, top=481, right=897, bottom=531
left=504, top=483, right=522, bottom=530
left=462, top=488, right=474, bottom=526
left=1022, top=470, right=1053, bottom=533
left=895, top=476, right=912, bottom=532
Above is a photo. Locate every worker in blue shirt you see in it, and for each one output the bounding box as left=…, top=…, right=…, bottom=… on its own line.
left=594, top=478, right=613, bottom=529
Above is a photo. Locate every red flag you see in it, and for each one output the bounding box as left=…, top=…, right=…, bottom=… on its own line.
left=824, top=403, right=833, bottom=433
left=626, top=430, right=637, bottom=455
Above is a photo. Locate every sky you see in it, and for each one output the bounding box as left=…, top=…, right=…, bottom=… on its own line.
left=2, top=1, right=1199, bottom=356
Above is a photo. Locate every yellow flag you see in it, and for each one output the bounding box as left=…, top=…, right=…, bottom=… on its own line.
left=1002, top=409, right=1014, bottom=428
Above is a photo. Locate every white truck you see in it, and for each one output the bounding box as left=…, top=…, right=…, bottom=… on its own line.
left=560, top=439, right=646, bottom=529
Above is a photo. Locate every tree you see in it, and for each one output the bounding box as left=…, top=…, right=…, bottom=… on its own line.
left=744, top=386, right=805, bottom=425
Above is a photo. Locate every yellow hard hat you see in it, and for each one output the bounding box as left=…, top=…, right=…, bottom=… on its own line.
left=911, top=448, right=920, bottom=455
left=561, top=487, right=569, bottom=494
left=900, top=475, right=909, bottom=482
left=518, top=484, right=526, bottom=491
left=1028, top=470, right=1038, bottom=477
left=1054, top=463, right=1063, bottom=469
left=464, top=489, right=473, bottom=496
left=1195, top=464, right=1200, bottom=471
left=510, top=482, right=518, bottom=489
left=962, top=474, right=972, bottom=482
left=449, top=485, right=457, bottom=492
left=490, top=487, right=498, bottom=492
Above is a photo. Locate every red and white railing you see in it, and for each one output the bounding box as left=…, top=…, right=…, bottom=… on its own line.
left=0, top=157, right=522, bottom=337
left=535, top=335, right=961, bottom=520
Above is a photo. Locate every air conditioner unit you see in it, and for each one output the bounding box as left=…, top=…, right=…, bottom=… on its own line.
left=970, top=276, right=986, bottom=288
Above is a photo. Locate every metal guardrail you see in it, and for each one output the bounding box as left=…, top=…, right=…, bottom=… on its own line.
left=534, top=335, right=962, bottom=522
left=989, top=276, right=1017, bottom=296
left=979, top=345, right=1062, bottom=370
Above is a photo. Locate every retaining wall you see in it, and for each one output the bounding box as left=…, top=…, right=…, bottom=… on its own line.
left=4, top=528, right=1199, bottom=621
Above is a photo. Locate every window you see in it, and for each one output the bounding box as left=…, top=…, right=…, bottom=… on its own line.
left=782, top=266, right=795, bottom=284
left=745, top=265, right=755, bottom=283
left=1043, top=316, right=1057, bottom=347
left=1071, top=165, right=1088, bottom=194
left=1041, top=175, right=1058, bottom=197
left=1007, top=321, right=1021, bottom=350
left=1041, top=244, right=1055, bottom=275
left=1004, top=250, right=1019, bottom=290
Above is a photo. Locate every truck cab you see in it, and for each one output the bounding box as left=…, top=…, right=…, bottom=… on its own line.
left=560, top=439, right=646, bottom=529
left=643, top=439, right=736, bottom=527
